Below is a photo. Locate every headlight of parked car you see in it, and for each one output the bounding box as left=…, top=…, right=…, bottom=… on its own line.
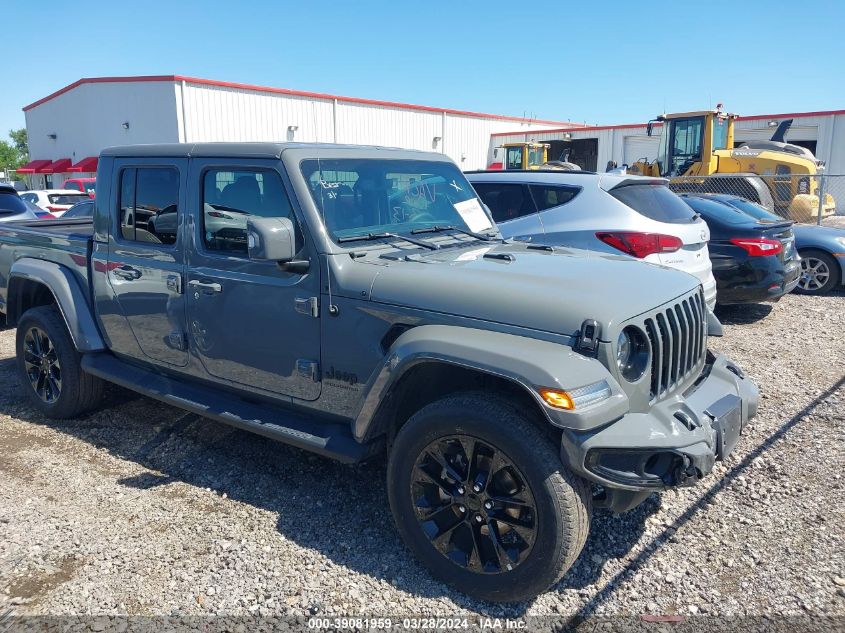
left=616, top=326, right=650, bottom=382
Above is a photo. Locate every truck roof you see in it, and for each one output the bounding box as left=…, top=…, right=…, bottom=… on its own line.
left=100, top=142, right=440, bottom=159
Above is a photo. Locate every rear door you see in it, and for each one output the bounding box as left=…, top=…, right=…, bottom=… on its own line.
left=184, top=159, right=322, bottom=401
left=105, top=159, right=188, bottom=367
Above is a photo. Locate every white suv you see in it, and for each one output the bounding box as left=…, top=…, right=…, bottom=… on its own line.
left=19, top=189, right=90, bottom=216
left=467, top=170, right=718, bottom=308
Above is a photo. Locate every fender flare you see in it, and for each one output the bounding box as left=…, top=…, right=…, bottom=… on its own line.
left=352, top=324, right=628, bottom=442
left=8, top=258, right=106, bottom=352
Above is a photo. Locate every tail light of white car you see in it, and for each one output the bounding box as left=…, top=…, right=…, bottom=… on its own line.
left=596, top=231, right=683, bottom=259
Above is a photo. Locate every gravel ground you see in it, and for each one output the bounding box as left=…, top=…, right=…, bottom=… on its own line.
left=0, top=291, right=843, bottom=624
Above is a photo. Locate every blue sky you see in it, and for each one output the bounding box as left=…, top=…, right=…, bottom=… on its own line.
left=4, top=0, right=844, bottom=140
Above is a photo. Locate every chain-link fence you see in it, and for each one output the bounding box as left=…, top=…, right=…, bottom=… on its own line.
left=666, top=173, right=844, bottom=228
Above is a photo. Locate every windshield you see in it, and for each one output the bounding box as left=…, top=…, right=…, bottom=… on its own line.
left=301, top=159, right=493, bottom=243
left=527, top=146, right=545, bottom=167
left=682, top=196, right=757, bottom=226
left=48, top=193, right=89, bottom=205
left=720, top=197, right=783, bottom=223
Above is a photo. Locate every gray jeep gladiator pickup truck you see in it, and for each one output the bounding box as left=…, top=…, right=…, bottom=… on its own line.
left=0, top=143, right=758, bottom=602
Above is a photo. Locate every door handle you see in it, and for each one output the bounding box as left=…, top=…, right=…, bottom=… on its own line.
left=188, top=279, right=222, bottom=294
left=113, top=265, right=142, bottom=280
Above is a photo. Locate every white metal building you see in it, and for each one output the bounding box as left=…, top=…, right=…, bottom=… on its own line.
left=19, top=75, right=577, bottom=187
left=490, top=109, right=845, bottom=174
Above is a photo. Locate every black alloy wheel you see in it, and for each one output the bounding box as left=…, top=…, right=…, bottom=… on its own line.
left=22, top=326, right=62, bottom=403
left=412, top=434, right=537, bottom=574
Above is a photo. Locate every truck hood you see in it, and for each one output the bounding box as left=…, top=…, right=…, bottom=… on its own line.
left=366, top=243, right=700, bottom=338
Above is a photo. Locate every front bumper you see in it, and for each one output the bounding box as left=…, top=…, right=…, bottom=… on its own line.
left=560, top=353, right=758, bottom=506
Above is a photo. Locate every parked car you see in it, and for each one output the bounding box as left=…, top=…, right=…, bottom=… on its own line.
left=466, top=170, right=719, bottom=309
left=683, top=193, right=845, bottom=295
left=61, top=199, right=95, bottom=219
left=62, top=177, right=96, bottom=198
left=0, top=143, right=758, bottom=603
left=0, top=183, right=39, bottom=222
left=20, top=189, right=90, bottom=216
left=679, top=194, right=801, bottom=304
left=22, top=198, right=57, bottom=220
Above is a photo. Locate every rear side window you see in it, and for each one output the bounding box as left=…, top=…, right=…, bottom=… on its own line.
left=472, top=183, right=536, bottom=223
left=48, top=193, right=88, bottom=205
left=529, top=184, right=579, bottom=211
left=609, top=184, right=695, bottom=224
left=0, top=191, right=27, bottom=214
left=118, top=167, right=180, bottom=245
left=201, top=168, right=296, bottom=255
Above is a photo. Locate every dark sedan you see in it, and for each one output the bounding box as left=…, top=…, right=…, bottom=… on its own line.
left=680, top=194, right=801, bottom=304
left=686, top=193, right=845, bottom=295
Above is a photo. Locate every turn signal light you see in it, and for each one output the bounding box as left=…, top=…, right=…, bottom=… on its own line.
left=729, top=237, right=782, bottom=257
left=539, top=388, right=575, bottom=410
left=596, top=231, right=683, bottom=259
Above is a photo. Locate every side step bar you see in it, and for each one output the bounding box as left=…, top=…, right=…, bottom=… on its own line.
left=81, top=353, right=374, bottom=463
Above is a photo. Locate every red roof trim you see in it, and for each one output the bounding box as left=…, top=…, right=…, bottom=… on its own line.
left=23, top=75, right=573, bottom=125
left=16, top=159, right=53, bottom=173
left=492, top=108, right=845, bottom=138
left=66, top=156, right=99, bottom=173
left=491, top=121, right=655, bottom=137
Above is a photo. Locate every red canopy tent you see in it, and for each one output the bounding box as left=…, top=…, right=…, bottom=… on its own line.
left=16, top=159, right=52, bottom=174
left=67, top=156, right=99, bottom=173
left=36, top=158, right=73, bottom=173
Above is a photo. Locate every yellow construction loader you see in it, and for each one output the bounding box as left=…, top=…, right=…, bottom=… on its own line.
left=488, top=142, right=548, bottom=170
left=630, top=106, right=835, bottom=221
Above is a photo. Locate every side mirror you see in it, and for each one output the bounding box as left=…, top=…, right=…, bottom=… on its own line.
left=246, top=217, right=309, bottom=273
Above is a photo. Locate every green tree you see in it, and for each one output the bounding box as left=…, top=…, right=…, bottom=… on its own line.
left=0, top=141, right=21, bottom=179
left=9, top=129, right=28, bottom=159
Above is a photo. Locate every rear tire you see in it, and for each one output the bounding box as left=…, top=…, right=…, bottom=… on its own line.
left=15, top=305, right=104, bottom=418
left=796, top=249, right=840, bottom=295
left=387, top=392, right=591, bottom=602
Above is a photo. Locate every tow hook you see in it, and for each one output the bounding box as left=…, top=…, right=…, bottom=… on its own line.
left=672, top=455, right=699, bottom=486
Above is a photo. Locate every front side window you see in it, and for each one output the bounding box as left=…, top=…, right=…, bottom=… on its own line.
left=301, top=159, right=491, bottom=241
left=119, top=167, right=180, bottom=245
left=529, top=184, right=579, bottom=212
left=20, top=193, right=36, bottom=204
left=472, top=183, right=536, bottom=223
left=201, top=168, right=296, bottom=255
left=506, top=147, right=524, bottom=170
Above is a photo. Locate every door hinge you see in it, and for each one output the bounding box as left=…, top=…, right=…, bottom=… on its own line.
left=295, top=296, right=319, bottom=318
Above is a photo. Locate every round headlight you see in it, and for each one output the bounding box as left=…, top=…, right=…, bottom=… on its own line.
left=616, top=326, right=650, bottom=382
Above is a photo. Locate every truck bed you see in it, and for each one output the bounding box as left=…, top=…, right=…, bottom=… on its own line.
left=0, top=218, right=94, bottom=315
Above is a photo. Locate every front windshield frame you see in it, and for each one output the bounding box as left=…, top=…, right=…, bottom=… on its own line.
left=300, top=158, right=496, bottom=247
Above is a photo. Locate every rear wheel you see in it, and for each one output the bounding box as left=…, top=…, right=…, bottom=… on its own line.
left=387, top=393, right=591, bottom=602
left=15, top=305, right=104, bottom=418
left=797, top=249, right=840, bottom=295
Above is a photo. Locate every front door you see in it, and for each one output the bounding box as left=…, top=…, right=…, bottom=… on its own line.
left=185, top=160, right=321, bottom=401
left=106, top=160, right=188, bottom=367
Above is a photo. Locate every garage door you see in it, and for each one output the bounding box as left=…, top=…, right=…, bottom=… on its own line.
left=623, top=136, right=660, bottom=166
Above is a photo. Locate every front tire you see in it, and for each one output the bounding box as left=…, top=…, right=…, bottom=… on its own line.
left=387, top=393, right=591, bottom=602
left=796, top=249, right=840, bottom=295
left=15, top=305, right=103, bottom=418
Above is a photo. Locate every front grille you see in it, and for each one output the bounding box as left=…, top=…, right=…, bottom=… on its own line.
left=642, top=290, right=707, bottom=400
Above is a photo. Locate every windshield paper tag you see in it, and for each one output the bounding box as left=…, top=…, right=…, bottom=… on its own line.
left=453, top=198, right=493, bottom=233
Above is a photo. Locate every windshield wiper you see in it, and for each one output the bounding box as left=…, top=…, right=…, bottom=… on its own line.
left=411, top=225, right=499, bottom=242
left=337, top=232, right=439, bottom=250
